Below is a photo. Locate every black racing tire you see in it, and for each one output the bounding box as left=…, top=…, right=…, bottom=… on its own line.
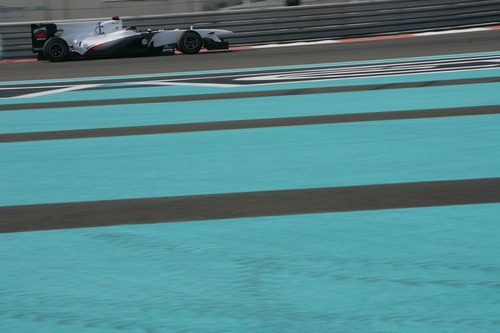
left=43, top=37, right=69, bottom=62
left=177, top=31, right=202, bottom=54
left=37, top=51, right=46, bottom=61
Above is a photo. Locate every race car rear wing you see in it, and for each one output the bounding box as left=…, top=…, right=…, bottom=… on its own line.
left=31, top=23, right=57, bottom=53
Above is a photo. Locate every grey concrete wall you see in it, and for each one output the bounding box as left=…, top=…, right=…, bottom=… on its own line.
left=0, top=0, right=205, bottom=22
left=0, top=0, right=355, bottom=23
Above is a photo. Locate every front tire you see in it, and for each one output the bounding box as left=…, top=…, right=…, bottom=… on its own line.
left=177, top=31, right=202, bottom=54
left=43, top=37, right=69, bottom=62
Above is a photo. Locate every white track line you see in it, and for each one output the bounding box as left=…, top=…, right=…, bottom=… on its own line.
left=8, top=84, right=101, bottom=99
left=246, top=25, right=500, bottom=50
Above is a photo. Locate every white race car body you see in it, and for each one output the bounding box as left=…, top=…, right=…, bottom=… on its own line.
left=31, top=17, right=232, bottom=61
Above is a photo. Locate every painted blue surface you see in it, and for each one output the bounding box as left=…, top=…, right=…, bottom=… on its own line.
left=1, top=82, right=500, bottom=134
left=1, top=204, right=500, bottom=332
left=2, top=67, right=500, bottom=106
left=1, top=114, right=499, bottom=206
left=1, top=52, right=500, bottom=333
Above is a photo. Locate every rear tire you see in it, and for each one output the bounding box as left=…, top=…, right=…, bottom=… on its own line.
left=177, top=31, right=202, bottom=54
left=43, top=37, right=69, bottom=62
left=37, top=51, right=46, bottom=61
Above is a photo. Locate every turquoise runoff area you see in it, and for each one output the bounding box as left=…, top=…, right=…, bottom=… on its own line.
left=1, top=52, right=500, bottom=332
left=2, top=66, right=500, bottom=106
left=1, top=204, right=500, bottom=332
left=1, top=82, right=500, bottom=134
left=1, top=114, right=500, bottom=206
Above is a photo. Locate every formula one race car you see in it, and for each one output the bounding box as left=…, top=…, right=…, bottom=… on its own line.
left=31, top=16, right=232, bottom=61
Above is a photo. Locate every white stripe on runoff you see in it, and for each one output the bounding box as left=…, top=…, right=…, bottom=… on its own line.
left=6, top=84, right=102, bottom=99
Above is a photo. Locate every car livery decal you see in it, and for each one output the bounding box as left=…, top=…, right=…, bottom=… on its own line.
left=83, top=43, right=106, bottom=56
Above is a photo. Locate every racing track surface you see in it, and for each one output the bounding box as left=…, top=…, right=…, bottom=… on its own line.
left=1, top=29, right=500, bottom=332
left=2, top=29, right=500, bottom=81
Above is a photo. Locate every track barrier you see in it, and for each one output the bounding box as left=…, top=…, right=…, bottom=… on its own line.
left=0, top=0, right=499, bottom=59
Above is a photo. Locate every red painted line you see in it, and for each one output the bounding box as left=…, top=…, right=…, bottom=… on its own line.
left=83, top=43, right=105, bottom=56
left=0, top=58, right=37, bottom=63
left=228, top=45, right=252, bottom=50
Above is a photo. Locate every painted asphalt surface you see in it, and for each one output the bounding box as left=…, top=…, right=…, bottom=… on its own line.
left=1, top=39, right=500, bottom=332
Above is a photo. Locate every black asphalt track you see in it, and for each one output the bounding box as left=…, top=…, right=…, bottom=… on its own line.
left=1, top=29, right=500, bottom=81
left=2, top=29, right=500, bottom=232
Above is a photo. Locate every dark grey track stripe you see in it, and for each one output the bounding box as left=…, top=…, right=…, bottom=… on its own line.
left=1, top=178, right=499, bottom=233
left=2, top=76, right=500, bottom=111
left=1, top=105, right=499, bottom=143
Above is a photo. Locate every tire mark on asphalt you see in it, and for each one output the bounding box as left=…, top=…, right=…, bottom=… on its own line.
left=1, top=105, right=499, bottom=142
left=2, top=76, right=500, bottom=110
left=1, top=178, right=499, bottom=233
